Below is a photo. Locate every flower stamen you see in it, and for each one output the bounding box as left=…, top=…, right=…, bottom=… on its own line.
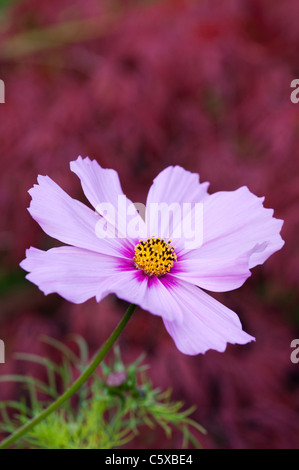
left=134, top=236, right=177, bottom=277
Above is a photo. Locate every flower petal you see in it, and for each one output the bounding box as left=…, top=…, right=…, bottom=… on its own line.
left=171, top=253, right=251, bottom=291
left=189, top=186, right=284, bottom=269
left=95, top=268, right=183, bottom=323
left=163, top=279, right=254, bottom=355
left=28, top=174, right=131, bottom=257
left=70, top=156, right=145, bottom=239
left=20, top=246, right=124, bottom=304
left=146, top=165, right=209, bottom=206
left=145, top=166, right=209, bottom=240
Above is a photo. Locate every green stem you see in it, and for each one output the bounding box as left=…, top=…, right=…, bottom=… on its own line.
left=0, top=303, right=137, bottom=449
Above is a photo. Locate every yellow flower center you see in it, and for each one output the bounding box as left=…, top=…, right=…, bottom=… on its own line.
left=134, top=237, right=177, bottom=277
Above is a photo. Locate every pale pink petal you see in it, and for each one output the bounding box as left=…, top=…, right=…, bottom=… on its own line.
left=70, top=156, right=145, bottom=239
left=20, top=246, right=125, bottom=304
left=163, top=279, right=254, bottom=355
left=146, top=166, right=209, bottom=205
left=145, top=166, right=209, bottom=240
left=28, top=175, right=131, bottom=257
left=188, top=186, right=284, bottom=269
left=96, top=268, right=183, bottom=323
left=171, top=253, right=251, bottom=291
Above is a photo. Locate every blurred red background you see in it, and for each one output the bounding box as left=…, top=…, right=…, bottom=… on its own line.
left=0, top=0, right=299, bottom=448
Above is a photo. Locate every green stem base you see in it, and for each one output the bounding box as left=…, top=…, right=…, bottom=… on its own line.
left=0, top=303, right=137, bottom=449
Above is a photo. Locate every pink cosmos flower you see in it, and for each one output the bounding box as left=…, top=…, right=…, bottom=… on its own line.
left=20, top=157, right=284, bottom=355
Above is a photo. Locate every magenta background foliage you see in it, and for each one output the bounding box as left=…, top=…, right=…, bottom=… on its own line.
left=0, top=0, right=299, bottom=448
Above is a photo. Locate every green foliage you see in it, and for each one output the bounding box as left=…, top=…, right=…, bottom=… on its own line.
left=0, top=337, right=206, bottom=449
left=0, top=0, right=21, bottom=14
